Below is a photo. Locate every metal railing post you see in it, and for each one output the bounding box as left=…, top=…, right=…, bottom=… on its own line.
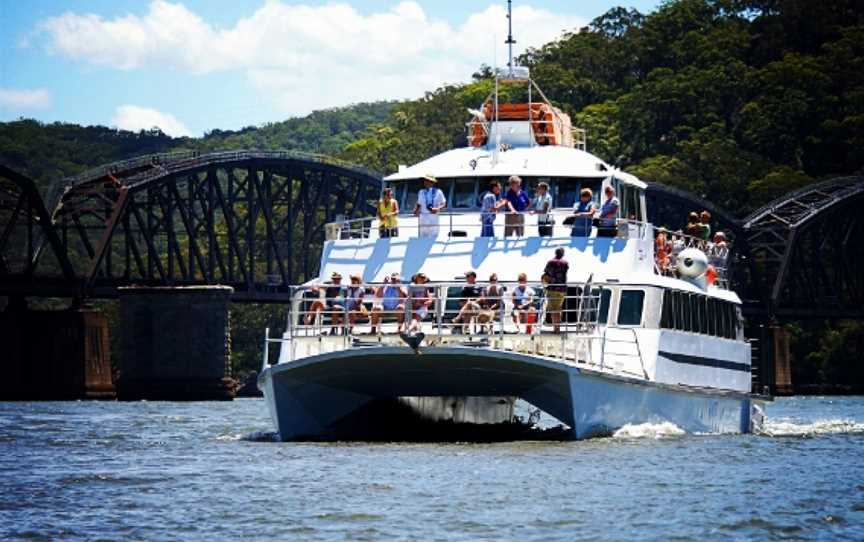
left=262, top=327, right=270, bottom=372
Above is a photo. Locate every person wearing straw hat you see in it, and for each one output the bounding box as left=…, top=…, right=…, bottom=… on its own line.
left=407, top=272, right=434, bottom=333
left=413, top=174, right=446, bottom=238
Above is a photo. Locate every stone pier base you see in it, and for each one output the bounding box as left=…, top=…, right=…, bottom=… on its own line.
left=0, top=302, right=115, bottom=400
left=117, top=286, right=235, bottom=400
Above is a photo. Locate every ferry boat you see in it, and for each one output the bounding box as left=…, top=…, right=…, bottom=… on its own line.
left=257, top=8, right=768, bottom=441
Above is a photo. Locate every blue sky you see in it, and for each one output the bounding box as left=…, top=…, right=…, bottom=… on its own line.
left=0, top=1, right=661, bottom=136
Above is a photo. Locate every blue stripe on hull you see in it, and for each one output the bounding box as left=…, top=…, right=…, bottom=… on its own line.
left=569, top=370, right=751, bottom=439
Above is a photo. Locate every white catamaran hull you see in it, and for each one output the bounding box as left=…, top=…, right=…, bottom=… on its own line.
left=258, top=346, right=758, bottom=441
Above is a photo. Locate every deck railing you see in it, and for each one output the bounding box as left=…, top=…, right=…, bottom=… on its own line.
left=262, top=281, right=653, bottom=379
left=326, top=212, right=651, bottom=241
left=652, top=227, right=732, bottom=288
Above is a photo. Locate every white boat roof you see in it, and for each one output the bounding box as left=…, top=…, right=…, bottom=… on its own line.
left=384, top=144, right=646, bottom=189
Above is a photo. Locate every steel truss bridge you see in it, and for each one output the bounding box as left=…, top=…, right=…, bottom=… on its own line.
left=2, top=152, right=863, bottom=317
left=1, top=152, right=380, bottom=301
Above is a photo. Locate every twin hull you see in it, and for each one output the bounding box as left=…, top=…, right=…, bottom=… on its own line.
left=258, top=346, right=754, bottom=441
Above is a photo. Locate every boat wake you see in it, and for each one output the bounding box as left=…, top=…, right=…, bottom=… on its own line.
left=760, top=418, right=864, bottom=438
left=612, top=421, right=685, bottom=439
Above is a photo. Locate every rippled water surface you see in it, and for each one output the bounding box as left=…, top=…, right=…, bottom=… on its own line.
left=2, top=396, right=863, bottom=541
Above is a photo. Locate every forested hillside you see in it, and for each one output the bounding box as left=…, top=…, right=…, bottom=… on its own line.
left=0, top=101, right=393, bottom=195
left=341, top=0, right=864, bottom=214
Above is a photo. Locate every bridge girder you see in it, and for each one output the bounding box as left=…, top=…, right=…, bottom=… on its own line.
left=0, top=165, right=76, bottom=289
left=741, top=176, right=864, bottom=318
left=37, top=151, right=381, bottom=301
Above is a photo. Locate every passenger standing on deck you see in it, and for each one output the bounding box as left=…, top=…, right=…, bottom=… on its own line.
left=685, top=212, right=702, bottom=238
left=480, top=180, right=508, bottom=237
left=570, top=188, right=596, bottom=237
left=504, top=175, right=530, bottom=237
left=413, top=174, right=446, bottom=238
left=699, top=210, right=712, bottom=241
left=597, top=186, right=620, bottom=237
left=543, top=247, right=569, bottom=333
left=377, top=187, right=399, bottom=238
left=531, top=182, right=554, bottom=236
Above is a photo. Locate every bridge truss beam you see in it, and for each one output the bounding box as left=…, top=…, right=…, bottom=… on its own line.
left=44, top=151, right=380, bottom=301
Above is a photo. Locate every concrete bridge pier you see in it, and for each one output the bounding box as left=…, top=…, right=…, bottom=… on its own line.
left=117, top=286, right=236, bottom=400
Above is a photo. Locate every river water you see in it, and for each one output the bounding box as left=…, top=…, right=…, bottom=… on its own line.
left=2, top=396, right=863, bottom=541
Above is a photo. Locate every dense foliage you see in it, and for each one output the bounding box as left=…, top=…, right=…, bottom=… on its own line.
left=2, top=0, right=862, bottom=389
left=342, top=0, right=864, bottom=214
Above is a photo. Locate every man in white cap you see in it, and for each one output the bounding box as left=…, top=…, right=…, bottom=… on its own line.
left=413, top=174, right=446, bottom=238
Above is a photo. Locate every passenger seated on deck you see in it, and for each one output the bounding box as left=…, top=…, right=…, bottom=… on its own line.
left=478, top=273, right=503, bottom=333
left=305, top=272, right=345, bottom=334
left=451, top=270, right=485, bottom=334
left=345, top=274, right=367, bottom=334
left=407, top=273, right=434, bottom=334
left=511, top=273, right=536, bottom=333
left=370, top=273, right=406, bottom=334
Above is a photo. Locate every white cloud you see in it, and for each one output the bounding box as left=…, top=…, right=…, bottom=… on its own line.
left=111, top=105, right=192, bottom=137
left=38, top=1, right=584, bottom=115
left=0, top=88, right=52, bottom=110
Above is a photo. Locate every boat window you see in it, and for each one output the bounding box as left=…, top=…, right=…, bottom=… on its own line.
left=672, top=291, right=683, bottom=330
left=683, top=293, right=695, bottom=332
left=597, top=288, right=611, bottom=324
left=716, top=299, right=726, bottom=338
left=728, top=304, right=738, bottom=339
left=661, top=291, right=673, bottom=328
left=554, top=178, right=602, bottom=208
left=451, top=178, right=477, bottom=209
left=591, top=288, right=612, bottom=324
left=617, top=290, right=644, bottom=326
left=402, top=179, right=425, bottom=211
left=438, top=179, right=454, bottom=207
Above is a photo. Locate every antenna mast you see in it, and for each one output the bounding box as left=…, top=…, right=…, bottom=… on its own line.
left=505, top=0, right=516, bottom=76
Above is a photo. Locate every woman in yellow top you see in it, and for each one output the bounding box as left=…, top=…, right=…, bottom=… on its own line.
left=377, top=187, right=399, bottom=238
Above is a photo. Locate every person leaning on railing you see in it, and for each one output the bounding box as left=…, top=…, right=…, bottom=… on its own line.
left=377, top=187, right=399, bottom=238
left=531, top=182, right=554, bottom=236
left=413, top=174, right=446, bottom=238
left=480, top=180, right=508, bottom=237
left=570, top=188, right=596, bottom=237
left=597, top=186, right=620, bottom=238
left=504, top=175, right=530, bottom=237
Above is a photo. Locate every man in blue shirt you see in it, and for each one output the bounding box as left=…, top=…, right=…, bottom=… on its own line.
left=597, top=185, right=620, bottom=237
left=480, top=180, right=507, bottom=237
left=504, top=175, right=530, bottom=237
